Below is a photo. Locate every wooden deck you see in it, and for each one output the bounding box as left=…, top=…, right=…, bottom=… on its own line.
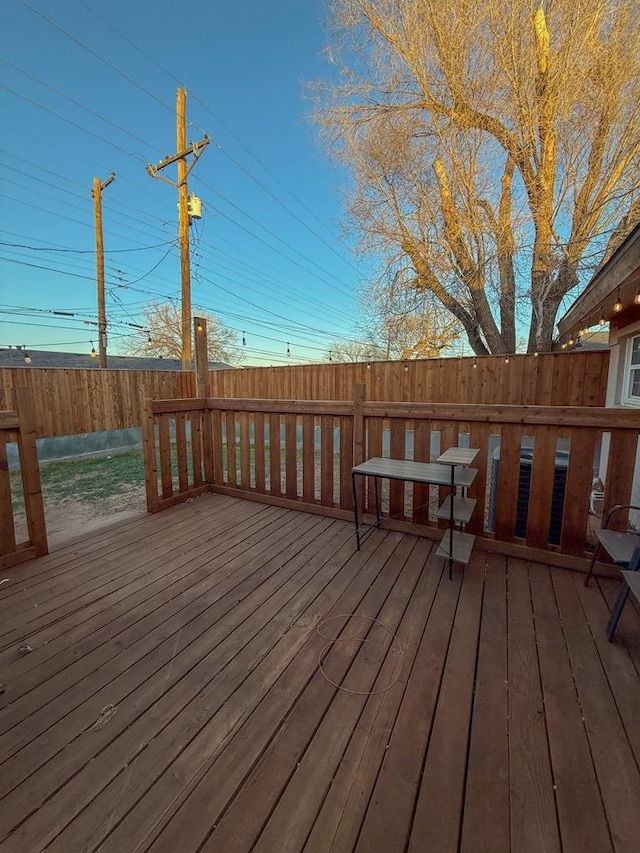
left=0, top=493, right=639, bottom=853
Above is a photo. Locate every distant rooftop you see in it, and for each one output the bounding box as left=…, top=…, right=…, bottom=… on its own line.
left=0, top=349, right=234, bottom=371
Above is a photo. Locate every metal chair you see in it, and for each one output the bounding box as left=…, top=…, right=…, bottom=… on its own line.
left=606, top=546, right=640, bottom=641
left=584, top=504, right=640, bottom=587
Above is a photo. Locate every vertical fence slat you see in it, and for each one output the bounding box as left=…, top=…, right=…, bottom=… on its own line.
left=437, top=422, right=458, bottom=529
left=412, top=419, right=431, bottom=525
left=560, top=427, right=599, bottom=555
left=526, top=426, right=558, bottom=548
left=191, top=413, right=203, bottom=487
left=175, top=413, right=188, bottom=492
left=269, top=413, right=281, bottom=496
left=0, top=434, right=17, bottom=554
left=140, top=395, right=159, bottom=512
left=13, top=388, right=47, bottom=557
left=388, top=420, right=406, bottom=520
left=466, top=423, right=492, bottom=536
left=254, top=412, right=265, bottom=492
left=603, top=429, right=638, bottom=530
left=366, top=417, right=383, bottom=514
left=239, top=412, right=251, bottom=489
left=302, top=415, right=315, bottom=502
left=340, top=415, right=354, bottom=510
left=158, top=415, right=173, bottom=499
left=320, top=415, right=334, bottom=506
left=211, top=410, right=224, bottom=485
left=495, top=424, right=524, bottom=542
left=226, top=412, right=237, bottom=487
left=285, top=414, right=297, bottom=499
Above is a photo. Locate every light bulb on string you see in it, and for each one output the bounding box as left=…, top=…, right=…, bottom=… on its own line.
left=614, top=292, right=623, bottom=312
left=635, top=290, right=640, bottom=305
left=242, top=331, right=246, bottom=346
left=286, top=342, right=291, bottom=358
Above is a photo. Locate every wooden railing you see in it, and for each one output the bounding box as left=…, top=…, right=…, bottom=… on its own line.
left=0, top=389, right=48, bottom=569
left=141, top=388, right=640, bottom=567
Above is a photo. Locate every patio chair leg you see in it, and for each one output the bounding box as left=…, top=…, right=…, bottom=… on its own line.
left=606, top=584, right=631, bottom=642
left=584, top=542, right=601, bottom=587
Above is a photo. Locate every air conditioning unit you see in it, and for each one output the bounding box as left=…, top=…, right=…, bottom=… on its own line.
left=488, top=443, right=569, bottom=544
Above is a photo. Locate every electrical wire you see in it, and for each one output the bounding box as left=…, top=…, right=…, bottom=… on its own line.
left=0, top=56, right=163, bottom=154
left=196, top=185, right=356, bottom=298
left=0, top=239, right=175, bottom=255
left=76, top=0, right=365, bottom=272
left=17, top=0, right=174, bottom=115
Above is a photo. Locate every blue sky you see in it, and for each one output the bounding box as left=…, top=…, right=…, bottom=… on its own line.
left=0, top=0, right=370, bottom=365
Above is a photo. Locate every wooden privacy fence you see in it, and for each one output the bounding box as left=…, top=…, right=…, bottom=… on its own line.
left=141, top=386, right=639, bottom=567
left=0, top=389, right=47, bottom=569
left=210, top=350, right=609, bottom=407
left=0, top=368, right=195, bottom=439
left=0, top=350, right=608, bottom=440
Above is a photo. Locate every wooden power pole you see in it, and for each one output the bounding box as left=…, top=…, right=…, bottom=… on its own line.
left=92, top=172, right=115, bottom=368
left=147, top=89, right=209, bottom=369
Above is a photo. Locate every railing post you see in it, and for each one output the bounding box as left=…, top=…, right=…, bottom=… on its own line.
left=140, top=392, right=159, bottom=513
left=13, top=387, right=47, bottom=557
left=194, top=317, right=210, bottom=398
left=353, top=382, right=366, bottom=512
left=194, top=317, right=215, bottom=485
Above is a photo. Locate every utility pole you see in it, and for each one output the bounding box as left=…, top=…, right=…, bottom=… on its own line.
left=147, top=89, right=209, bottom=369
left=92, top=172, right=115, bottom=368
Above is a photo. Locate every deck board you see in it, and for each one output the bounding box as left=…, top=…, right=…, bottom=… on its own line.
left=1, top=492, right=639, bottom=853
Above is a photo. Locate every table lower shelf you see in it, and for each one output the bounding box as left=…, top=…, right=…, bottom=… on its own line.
left=435, top=529, right=475, bottom=565
left=436, top=495, right=477, bottom=524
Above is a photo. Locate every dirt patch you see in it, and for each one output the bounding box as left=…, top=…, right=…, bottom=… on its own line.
left=43, top=483, right=147, bottom=539
left=12, top=453, right=147, bottom=545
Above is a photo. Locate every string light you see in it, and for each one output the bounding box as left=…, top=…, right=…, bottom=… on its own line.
left=635, top=290, right=640, bottom=305
left=599, top=315, right=606, bottom=326
left=614, top=291, right=623, bottom=312
left=328, top=350, right=332, bottom=362
left=472, top=358, right=477, bottom=368
left=242, top=331, right=246, bottom=346
left=568, top=337, right=575, bottom=347
left=505, top=357, right=510, bottom=364
left=286, top=342, right=290, bottom=357
left=147, top=331, right=152, bottom=343
left=366, top=362, right=371, bottom=370
left=20, top=345, right=31, bottom=364
left=403, top=363, right=409, bottom=372
left=90, top=341, right=96, bottom=358
left=534, top=351, right=539, bottom=357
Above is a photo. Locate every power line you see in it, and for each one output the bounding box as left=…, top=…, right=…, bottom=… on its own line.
left=76, top=0, right=363, bottom=274
left=197, top=184, right=355, bottom=298
left=0, top=82, right=144, bottom=158
left=0, top=56, right=162, bottom=155
left=0, top=239, right=175, bottom=255
left=17, top=0, right=174, bottom=115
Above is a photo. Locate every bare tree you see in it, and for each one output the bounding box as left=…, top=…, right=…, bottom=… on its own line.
left=328, top=273, right=461, bottom=361
left=317, top=0, right=640, bottom=353
left=124, top=302, right=241, bottom=365
left=327, top=341, right=387, bottom=362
